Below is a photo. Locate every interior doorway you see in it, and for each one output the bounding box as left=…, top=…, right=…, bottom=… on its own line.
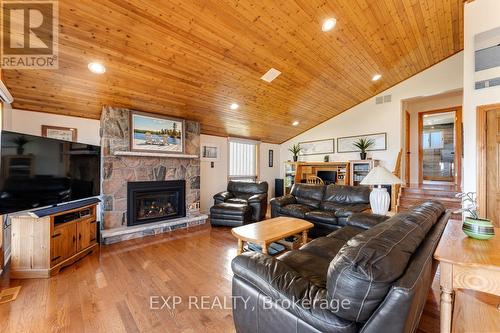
left=418, top=107, right=462, bottom=185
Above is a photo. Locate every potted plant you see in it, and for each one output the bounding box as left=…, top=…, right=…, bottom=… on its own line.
left=353, top=137, right=374, bottom=160
left=455, top=192, right=495, bottom=240
left=13, top=136, right=29, bottom=155
left=288, top=144, right=301, bottom=162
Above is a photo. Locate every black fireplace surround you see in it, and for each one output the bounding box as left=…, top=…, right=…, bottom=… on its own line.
left=127, top=180, right=186, bottom=226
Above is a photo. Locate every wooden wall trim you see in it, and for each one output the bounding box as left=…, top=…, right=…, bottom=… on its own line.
left=476, top=103, right=500, bottom=217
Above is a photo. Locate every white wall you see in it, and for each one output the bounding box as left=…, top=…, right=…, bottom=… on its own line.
left=3, top=108, right=100, bottom=146
left=199, top=135, right=280, bottom=213
left=463, top=0, right=500, bottom=193
left=280, top=52, right=464, bottom=176
left=405, top=92, right=463, bottom=183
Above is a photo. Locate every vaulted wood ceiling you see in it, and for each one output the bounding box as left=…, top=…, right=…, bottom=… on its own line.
left=3, top=0, right=464, bottom=144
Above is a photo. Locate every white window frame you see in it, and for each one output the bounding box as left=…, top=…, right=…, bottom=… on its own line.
left=228, top=137, right=260, bottom=182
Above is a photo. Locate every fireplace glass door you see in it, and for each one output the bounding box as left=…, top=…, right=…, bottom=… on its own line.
left=136, top=191, right=179, bottom=222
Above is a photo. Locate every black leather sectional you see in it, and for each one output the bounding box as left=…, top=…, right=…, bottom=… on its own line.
left=271, top=183, right=371, bottom=237
left=231, top=201, right=451, bottom=333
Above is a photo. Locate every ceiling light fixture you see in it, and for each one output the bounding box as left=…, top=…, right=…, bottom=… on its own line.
left=230, top=103, right=239, bottom=110
left=292, top=121, right=299, bottom=126
left=322, top=18, right=337, bottom=32
left=372, top=74, right=382, bottom=81
left=88, top=62, right=106, bottom=74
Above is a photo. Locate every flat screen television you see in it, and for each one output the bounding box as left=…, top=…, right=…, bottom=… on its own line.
left=0, top=130, right=101, bottom=214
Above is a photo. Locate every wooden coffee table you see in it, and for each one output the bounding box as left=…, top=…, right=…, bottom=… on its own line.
left=231, top=217, right=314, bottom=255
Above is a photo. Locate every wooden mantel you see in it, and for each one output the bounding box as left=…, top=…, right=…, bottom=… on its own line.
left=113, top=151, right=199, bottom=159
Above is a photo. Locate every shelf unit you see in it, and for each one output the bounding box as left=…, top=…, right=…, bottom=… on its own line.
left=10, top=203, right=99, bottom=279
left=350, top=160, right=379, bottom=186
left=2, top=155, right=34, bottom=178
left=283, top=161, right=350, bottom=193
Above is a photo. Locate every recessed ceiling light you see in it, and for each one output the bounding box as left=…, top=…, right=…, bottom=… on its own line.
left=292, top=121, right=299, bottom=126
left=230, top=103, right=239, bottom=110
left=372, top=74, right=382, bottom=81
left=261, top=68, right=282, bottom=83
left=88, top=62, right=106, bottom=74
left=322, top=18, right=337, bottom=32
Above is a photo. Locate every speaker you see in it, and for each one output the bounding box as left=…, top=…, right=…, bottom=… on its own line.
left=275, top=179, right=284, bottom=197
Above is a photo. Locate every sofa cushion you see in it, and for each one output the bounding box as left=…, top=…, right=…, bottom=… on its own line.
left=327, top=225, right=366, bottom=242
left=277, top=250, right=331, bottom=288
left=290, top=184, right=325, bottom=208
left=323, top=185, right=371, bottom=204
left=305, top=210, right=338, bottom=225
left=299, top=236, right=346, bottom=261
left=279, top=204, right=315, bottom=218
left=228, top=181, right=268, bottom=195
left=326, top=201, right=446, bottom=322
left=226, top=198, right=248, bottom=204
left=334, top=204, right=371, bottom=217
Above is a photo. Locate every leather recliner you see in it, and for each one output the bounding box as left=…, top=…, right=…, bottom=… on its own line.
left=213, top=181, right=269, bottom=222
left=271, top=183, right=371, bottom=237
left=232, top=201, right=451, bottom=333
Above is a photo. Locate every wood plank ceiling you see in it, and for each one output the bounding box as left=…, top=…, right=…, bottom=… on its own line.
left=2, top=0, right=464, bottom=144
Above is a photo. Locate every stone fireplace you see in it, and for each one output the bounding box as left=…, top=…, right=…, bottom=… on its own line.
left=127, top=180, right=186, bottom=226
left=99, top=106, right=206, bottom=244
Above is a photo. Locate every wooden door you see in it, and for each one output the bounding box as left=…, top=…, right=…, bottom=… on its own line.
left=405, top=111, right=411, bottom=185
left=77, top=219, right=96, bottom=251
left=486, top=109, right=500, bottom=226
left=50, top=222, right=77, bottom=266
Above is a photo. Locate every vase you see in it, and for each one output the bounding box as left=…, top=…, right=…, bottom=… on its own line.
left=462, top=217, right=495, bottom=240
left=17, top=147, right=24, bottom=155
left=293, top=156, right=298, bottom=162
left=360, top=152, right=367, bottom=160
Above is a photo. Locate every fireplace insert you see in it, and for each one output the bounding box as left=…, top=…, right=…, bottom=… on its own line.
left=127, top=180, right=186, bottom=226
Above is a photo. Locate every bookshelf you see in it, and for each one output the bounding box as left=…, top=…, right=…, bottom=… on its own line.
left=283, top=161, right=350, bottom=193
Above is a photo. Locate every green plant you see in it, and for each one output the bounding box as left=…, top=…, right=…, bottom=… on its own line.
left=288, top=144, right=301, bottom=157
left=353, top=137, right=374, bottom=153
left=13, top=136, right=29, bottom=147
left=455, top=192, right=479, bottom=219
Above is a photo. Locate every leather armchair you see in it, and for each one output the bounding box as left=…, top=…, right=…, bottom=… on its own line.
left=213, top=181, right=269, bottom=222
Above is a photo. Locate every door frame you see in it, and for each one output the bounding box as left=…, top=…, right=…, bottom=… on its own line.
left=476, top=103, right=500, bottom=217
left=418, top=106, right=462, bottom=185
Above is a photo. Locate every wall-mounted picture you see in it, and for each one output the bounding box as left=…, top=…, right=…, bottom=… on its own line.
left=299, top=138, right=334, bottom=156
left=337, top=133, right=387, bottom=153
left=130, top=112, right=185, bottom=154
left=41, top=125, right=77, bottom=142
left=201, top=144, right=219, bottom=161
left=268, top=149, right=274, bottom=167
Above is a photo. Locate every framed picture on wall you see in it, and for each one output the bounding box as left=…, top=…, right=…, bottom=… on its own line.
left=268, top=149, right=274, bottom=167
left=41, top=125, right=77, bottom=142
left=201, top=144, right=220, bottom=161
left=298, top=138, right=335, bottom=156
left=130, top=111, right=185, bottom=154
left=337, top=133, right=387, bottom=153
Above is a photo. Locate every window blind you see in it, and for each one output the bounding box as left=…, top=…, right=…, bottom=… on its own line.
left=228, top=139, right=258, bottom=180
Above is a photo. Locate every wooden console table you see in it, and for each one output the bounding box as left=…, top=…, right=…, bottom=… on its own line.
left=434, top=221, right=500, bottom=333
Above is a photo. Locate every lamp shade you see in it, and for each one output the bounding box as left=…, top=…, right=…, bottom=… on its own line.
left=360, top=166, right=402, bottom=186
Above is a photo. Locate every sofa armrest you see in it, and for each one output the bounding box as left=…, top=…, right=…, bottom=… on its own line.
left=213, top=191, right=234, bottom=203
left=232, top=252, right=327, bottom=305
left=270, top=194, right=296, bottom=208
left=248, top=193, right=267, bottom=203
left=347, top=212, right=390, bottom=230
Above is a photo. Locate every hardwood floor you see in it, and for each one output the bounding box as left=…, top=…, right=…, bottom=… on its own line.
left=1, top=223, right=442, bottom=333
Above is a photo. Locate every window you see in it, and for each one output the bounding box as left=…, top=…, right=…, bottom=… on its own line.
left=228, top=138, right=259, bottom=181
left=423, top=130, right=444, bottom=149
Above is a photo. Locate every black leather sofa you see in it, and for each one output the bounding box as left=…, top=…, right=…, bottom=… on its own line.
left=212, top=181, right=268, bottom=224
left=232, top=201, right=450, bottom=333
left=271, top=184, right=371, bottom=237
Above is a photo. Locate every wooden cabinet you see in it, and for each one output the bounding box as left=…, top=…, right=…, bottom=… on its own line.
left=283, top=162, right=351, bottom=194
left=11, top=203, right=99, bottom=279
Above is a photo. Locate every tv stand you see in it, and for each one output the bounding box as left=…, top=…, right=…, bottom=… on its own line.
left=10, top=202, right=99, bottom=279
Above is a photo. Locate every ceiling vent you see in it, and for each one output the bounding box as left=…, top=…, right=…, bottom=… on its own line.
left=260, top=68, right=281, bottom=83
left=375, top=94, right=392, bottom=105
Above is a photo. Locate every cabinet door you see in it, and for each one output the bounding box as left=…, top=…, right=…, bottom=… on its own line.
left=51, top=223, right=77, bottom=266
left=77, top=219, right=96, bottom=251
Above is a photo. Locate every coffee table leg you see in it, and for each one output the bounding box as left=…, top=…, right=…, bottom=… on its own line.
left=261, top=242, right=268, bottom=255
left=237, top=239, right=244, bottom=255
left=302, top=230, right=308, bottom=246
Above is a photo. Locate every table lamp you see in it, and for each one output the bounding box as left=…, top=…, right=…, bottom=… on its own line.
left=360, top=166, right=402, bottom=215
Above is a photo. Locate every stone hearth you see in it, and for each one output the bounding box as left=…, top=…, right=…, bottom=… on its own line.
left=100, top=106, right=205, bottom=240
